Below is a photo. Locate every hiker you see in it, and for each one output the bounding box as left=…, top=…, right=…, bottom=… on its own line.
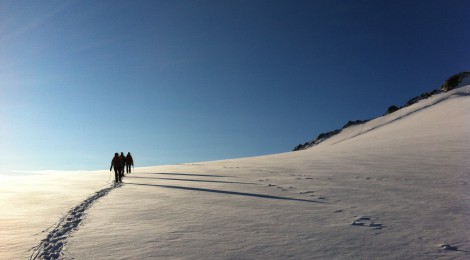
left=126, top=152, right=134, bottom=174
left=119, top=152, right=126, bottom=178
left=110, top=153, right=122, bottom=183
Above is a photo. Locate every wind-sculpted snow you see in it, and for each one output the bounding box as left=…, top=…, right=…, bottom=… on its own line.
left=29, top=184, right=119, bottom=260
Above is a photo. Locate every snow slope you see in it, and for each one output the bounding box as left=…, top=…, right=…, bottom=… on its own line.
left=2, top=85, right=469, bottom=259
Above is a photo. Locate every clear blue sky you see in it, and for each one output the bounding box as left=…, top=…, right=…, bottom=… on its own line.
left=1, top=0, right=469, bottom=173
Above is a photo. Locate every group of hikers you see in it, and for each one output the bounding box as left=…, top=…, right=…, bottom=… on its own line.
left=110, top=152, right=134, bottom=183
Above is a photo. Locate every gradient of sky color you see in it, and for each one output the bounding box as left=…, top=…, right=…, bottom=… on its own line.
left=1, top=0, right=469, bottom=173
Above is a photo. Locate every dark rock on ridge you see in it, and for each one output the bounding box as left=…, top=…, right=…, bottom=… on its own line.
left=293, top=71, right=469, bottom=151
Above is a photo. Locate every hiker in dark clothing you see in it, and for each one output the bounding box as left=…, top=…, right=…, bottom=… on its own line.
left=110, top=153, right=122, bottom=183
left=119, top=152, right=126, bottom=178
left=125, top=152, right=134, bottom=174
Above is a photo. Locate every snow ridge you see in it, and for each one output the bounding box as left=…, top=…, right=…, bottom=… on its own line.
left=29, top=183, right=119, bottom=260
left=294, top=72, right=470, bottom=151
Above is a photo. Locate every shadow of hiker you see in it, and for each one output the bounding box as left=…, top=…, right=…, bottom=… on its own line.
left=124, top=182, right=326, bottom=204
left=125, top=176, right=257, bottom=185
left=140, top=172, right=233, bottom=178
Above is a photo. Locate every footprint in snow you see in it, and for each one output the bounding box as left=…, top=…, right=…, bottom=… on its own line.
left=440, top=244, right=459, bottom=251
left=351, top=216, right=384, bottom=229
left=439, top=243, right=469, bottom=253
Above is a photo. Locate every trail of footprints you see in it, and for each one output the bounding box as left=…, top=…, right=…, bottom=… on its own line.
left=259, top=174, right=389, bottom=232
left=258, top=174, right=327, bottom=201
left=29, top=184, right=119, bottom=260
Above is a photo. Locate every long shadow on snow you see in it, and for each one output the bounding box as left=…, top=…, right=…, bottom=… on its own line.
left=124, top=182, right=325, bottom=203
left=126, top=176, right=256, bottom=185
left=140, top=172, right=232, bottom=178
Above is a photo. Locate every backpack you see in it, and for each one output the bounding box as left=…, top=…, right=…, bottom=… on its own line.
left=112, top=157, right=121, bottom=168
left=126, top=155, right=133, bottom=164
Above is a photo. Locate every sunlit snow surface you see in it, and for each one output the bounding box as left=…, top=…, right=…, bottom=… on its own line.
left=1, top=86, right=469, bottom=259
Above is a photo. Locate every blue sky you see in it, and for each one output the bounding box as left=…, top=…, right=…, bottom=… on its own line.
left=1, top=0, right=469, bottom=173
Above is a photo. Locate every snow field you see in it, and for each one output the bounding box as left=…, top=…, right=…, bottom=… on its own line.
left=1, top=85, right=468, bottom=259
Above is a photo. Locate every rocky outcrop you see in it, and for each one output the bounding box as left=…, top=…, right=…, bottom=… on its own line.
left=293, top=71, right=469, bottom=151
left=293, top=119, right=368, bottom=151
left=440, top=71, right=470, bottom=92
